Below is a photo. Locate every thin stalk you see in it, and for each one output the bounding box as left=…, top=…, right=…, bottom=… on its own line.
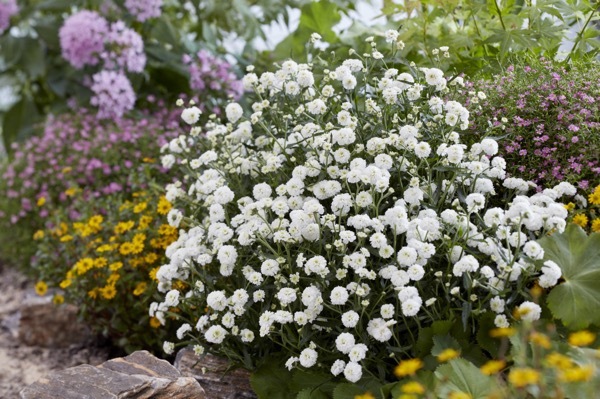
left=493, top=0, right=507, bottom=31
left=564, top=3, right=600, bottom=64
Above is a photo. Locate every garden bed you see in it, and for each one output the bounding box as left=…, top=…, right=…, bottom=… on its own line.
left=0, top=264, right=110, bottom=398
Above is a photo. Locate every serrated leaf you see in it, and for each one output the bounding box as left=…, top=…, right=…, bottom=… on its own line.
left=250, top=357, right=294, bottom=399
left=35, top=0, right=72, bottom=11
left=299, top=0, right=341, bottom=43
left=20, top=38, right=46, bottom=78
left=415, top=320, right=454, bottom=357
left=296, top=387, right=329, bottom=399
left=431, top=335, right=461, bottom=356
left=332, top=383, right=371, bottom=399
left=435, top=358, right=499, bottom=399
left=539, top=225, right=600, bottom=329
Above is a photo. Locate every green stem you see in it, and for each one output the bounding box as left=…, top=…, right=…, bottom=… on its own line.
left=565, top=3, right=600, bottom=64
left=493, top=0, right=507, bottom=31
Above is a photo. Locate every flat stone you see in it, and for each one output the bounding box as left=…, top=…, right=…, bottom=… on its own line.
left=18, top=295, right=91, bottom=348
left=99, top=351, right=182, bottom=379
left=174, top=347, right=257, bottom=399
left=20, top=350, right=206, bottom=399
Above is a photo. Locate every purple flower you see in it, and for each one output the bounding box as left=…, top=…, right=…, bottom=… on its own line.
left=90, top=70, right=136, bottom=119
left=185, top=50, right=244, bottom=100
left=102, top=21, right=146, bottom=73
left=59, top=11, right=109, bottom=69
left=0, top=0, right=18, bottom=34
left=124, top=0, right=163, bottom=22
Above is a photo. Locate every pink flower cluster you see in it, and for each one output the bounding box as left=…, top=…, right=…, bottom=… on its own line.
left=124, top=0, right=163, bottom=22
left=90, top=71, right=136, bottom=119
left=185, top=50, right=244, bottom=110
left=59, top=10, right=148, bottom=119
left=59, top=10, right=109, bottom=69
left=101, top=21, right=146, bottom=73
left=60, top=12, right=145, bottom=73
left=463, top=58, right=600, bottom=191
left=0, top=104, right=181, bottom=229
left=0, top=0, right=18, bottom=34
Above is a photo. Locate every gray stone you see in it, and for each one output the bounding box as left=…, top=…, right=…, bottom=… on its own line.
left=20, top=350, right=206, bottom=399
left=174, top=347, right=257, bottom=399
left=18, top=296, right=91, bottom=348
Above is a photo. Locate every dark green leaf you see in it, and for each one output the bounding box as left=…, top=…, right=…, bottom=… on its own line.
left=539, top=225, right=600, bottom=329
left=20, top=38, right=46, bottom=78
left=250, top=358, right=294, bottom=399
left=435, top=358, right=499, bottom=399
left=332, top=383, right=372, bottom=399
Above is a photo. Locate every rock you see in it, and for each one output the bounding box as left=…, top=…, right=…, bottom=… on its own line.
left=20, top=350, right=206, bottom=399
left=174, top=347, right=257, bottom=399
left=18, top=295, right=91, bottom=348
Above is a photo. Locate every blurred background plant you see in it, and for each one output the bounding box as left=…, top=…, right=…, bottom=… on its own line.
left=377, top=321, right=600, bottom=399
left=0, top=105, right=181, bottom=269
left=458, top=56, right=600, bottom=193
left=3, top=1, right=599, bottom=153
left=32, top=190, right=180, bottom=354
left=379, top=0, right=600, bottom=75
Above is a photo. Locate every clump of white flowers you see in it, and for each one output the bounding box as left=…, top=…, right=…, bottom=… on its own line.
left=154, top=34, right=573, bottom=381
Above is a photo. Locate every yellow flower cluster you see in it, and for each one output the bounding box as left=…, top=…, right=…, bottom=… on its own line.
left=569, top=184, right=600, bottom=232
left=390, top=325, right=599, bottom=398
left=45, top=194, right=178, bottom=305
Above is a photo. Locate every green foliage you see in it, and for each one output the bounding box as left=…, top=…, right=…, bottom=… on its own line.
left=271, top=1, right=343, bottom=62
left=0, top=0, right=325, bottom=150
left=379, top=0, right=600, bottom=75
left=539, top=224, right=600, bottom=329
left=434, top=358, right=499, bottom=398
left=459, top=56, right=600, bottom=191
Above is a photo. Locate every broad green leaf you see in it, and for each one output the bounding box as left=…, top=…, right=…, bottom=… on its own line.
left=431, top=335, right=461, bottom=356
left=250, top=358, right=294, bottom=399
left=435, top=358, right=499, bottom=399
left=296, top=387, right=329, bottom=399
left=299, top=0, right=342, bottom=43
left=539, top=225, right=600, bottom=329
left=0, top=36, right=24, bottom=70
left=2, top=96, right=39, bottom=150
left=35, top=0, right=72, bottom=11
left=20, top=38, right=46, bottom=78
left=290, top=369, right=335, bottom=395
left=415, top=320, right=454, bottom=357
left=151, top=16, right=179, bottom=46
left=333, top=383, right=374, bottom=399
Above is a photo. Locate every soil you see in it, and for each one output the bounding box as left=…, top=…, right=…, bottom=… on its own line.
left=0, top=264, right=111, bottom=399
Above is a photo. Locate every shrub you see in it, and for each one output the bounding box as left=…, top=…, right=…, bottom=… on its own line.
left=0, top=104, right=181, bottom=271
left=153, top=34, right=577, bottom=390
left=32, top=190, right=179, bottom=353
left=566, top=183, right=600, bottom=234
left=461, top=57, right=600, bottom=192
left=383, top=321, right=600, bottom=399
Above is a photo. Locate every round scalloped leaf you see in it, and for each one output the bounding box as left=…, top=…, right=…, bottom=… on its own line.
left=434, top=358, right=499, bottom=399
left=538, top=224, right=600, bottom=329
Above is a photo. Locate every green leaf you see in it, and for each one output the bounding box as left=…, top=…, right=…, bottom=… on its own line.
left=20, top=38, right=46, bottom=78
left=2, top=96, right=39, bottom=150
left=296, top=387, right=329, bottom=399
left=250, top=358, right=294, bottom=399
left=35, top=0, right=72, bottom=11
left=332, top=383, right=372, bottom=399
left=299, top=0, right=342, bottom=43
left=0, top=36, right=24, bottom=70
left=539, top=225, right=600, bottom=329
left=415, top=320, right=453, bottom=357
left=434, top=358, right=499, bottom=399
left=290, top=369, right=335, bottom=395
left=151, top=16, right=179, bottom=46
left=431, top=335, right=461, bottom=356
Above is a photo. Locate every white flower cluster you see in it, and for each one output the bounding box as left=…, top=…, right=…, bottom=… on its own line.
left=155, top=43, right=573, bottom=380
